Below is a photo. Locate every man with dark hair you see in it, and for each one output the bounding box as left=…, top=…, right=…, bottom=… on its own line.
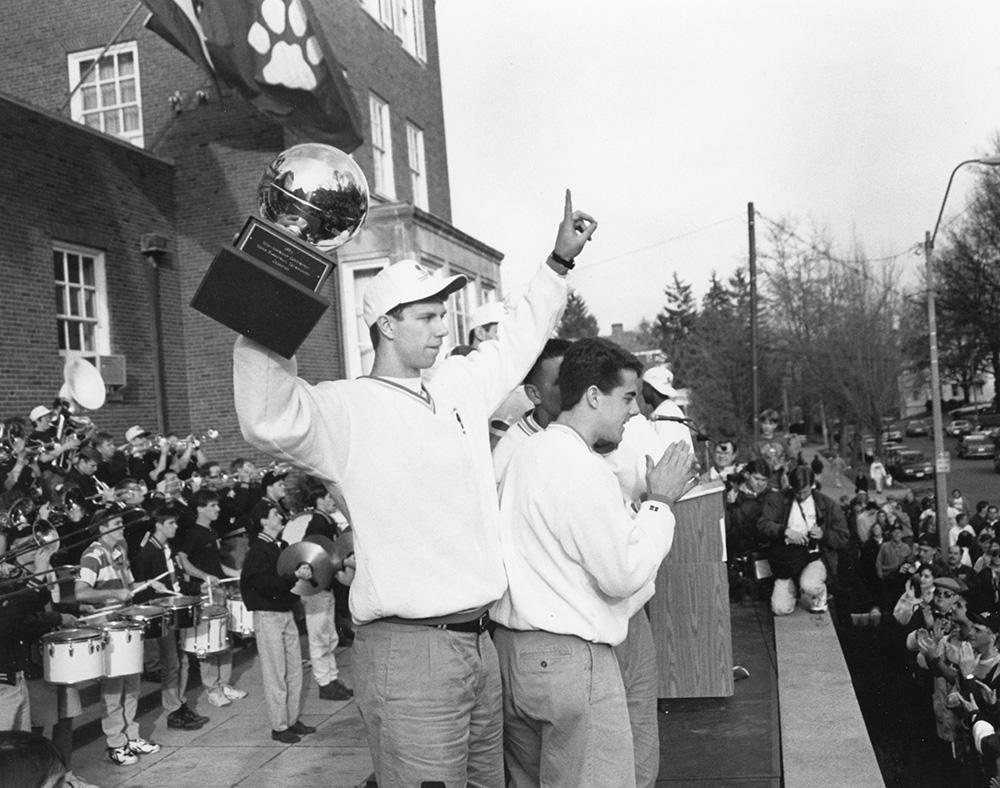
left=241, top=501, right=315, bottom=743
left=492, top=337, right=572, bottom=486
left=176, top=488, right=243, bottom=707
left=492, top=337, right=694, bottom=787
left=757, top=465, right=850, bottom=615
left=235, top=192, right=596, bottom=787
left=133, top=504, right=208, bottom=731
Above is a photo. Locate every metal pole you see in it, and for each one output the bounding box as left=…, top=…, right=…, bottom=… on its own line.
left=924, top=230, right=949, bottom=548
left=748, top=202, right=759, bottom=441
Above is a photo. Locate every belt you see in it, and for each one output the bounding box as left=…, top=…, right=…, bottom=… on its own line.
left=379, top=609, right=491, bottom=634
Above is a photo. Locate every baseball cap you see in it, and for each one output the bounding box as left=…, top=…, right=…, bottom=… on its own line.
left=468, top=301, right=506, bottom=332
left=261, top=468, right=289, bottom=489
left=29, top=405, right=50, bottom=422
left=969, top=609, right=1000, bottom=633
left=642, top=365, right=678, bottom=398
left=125, top=425, right=150, bottom=442
left=362, top=259, right=467, bottom=327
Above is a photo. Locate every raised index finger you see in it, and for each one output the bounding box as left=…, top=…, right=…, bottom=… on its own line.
left=564, top=189, right=573, bottom=221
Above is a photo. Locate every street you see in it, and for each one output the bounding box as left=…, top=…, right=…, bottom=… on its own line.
left=882, top=434, right=1000, bottom=506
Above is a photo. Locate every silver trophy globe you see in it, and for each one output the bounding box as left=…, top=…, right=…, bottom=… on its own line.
left=192, top=143, right=370, bottom=358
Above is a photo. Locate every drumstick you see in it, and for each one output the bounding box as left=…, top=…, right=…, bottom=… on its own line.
left=217, top=577, right=241, bottom=584
left=130, top=570, right=170, bottom=597
left=77, top=605, right=126, bottom=622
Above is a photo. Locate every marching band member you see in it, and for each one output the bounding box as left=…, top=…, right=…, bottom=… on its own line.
left=240, top=500, right=315, bottom=743
left=176, top=488, right=244, bottom=707
left=133, top=503, right=210, bottom=731
left=299, top=487, right=355, bottom=701
left=73, top=504, right=161, bottom=767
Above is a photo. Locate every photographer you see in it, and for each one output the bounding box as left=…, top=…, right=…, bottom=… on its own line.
left=757, top=465, right=849, bottom=615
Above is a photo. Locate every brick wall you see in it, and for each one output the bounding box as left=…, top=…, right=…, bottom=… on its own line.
left=0, top=96, right=176, bottom=444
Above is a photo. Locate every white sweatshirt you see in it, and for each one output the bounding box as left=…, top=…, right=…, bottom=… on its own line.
left=491, top=424, right=675, bottom=646
left=233, top=263, right=567, bottom=623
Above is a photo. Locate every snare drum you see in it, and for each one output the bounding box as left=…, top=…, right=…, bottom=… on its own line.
left=99, top=620, right=145, bottom=678
left=226, top=593, right=254, bottom=636
left=118, top=605, right=169, bottom=640
left=41, top=628, right=105, bottom=685
left=180, top=605, right=229, bottom=657
left=151, top=595, right=201, bottom=629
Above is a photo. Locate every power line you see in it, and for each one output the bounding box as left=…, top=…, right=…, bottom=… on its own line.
left=576, top=214, right=744, bottom=273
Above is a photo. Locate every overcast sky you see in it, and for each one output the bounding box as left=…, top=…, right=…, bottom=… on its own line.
left=436, top=1, right=1000, bottom=333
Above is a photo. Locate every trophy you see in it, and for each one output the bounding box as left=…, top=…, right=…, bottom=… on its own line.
left=191, top=143, right=369, bottom=358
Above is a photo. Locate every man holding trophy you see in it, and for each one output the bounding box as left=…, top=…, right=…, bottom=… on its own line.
left=226, top=142, right=596, bottom=787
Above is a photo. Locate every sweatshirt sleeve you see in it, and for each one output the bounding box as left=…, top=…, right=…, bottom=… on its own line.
left=431, top=262, right=567, bottom=416
left=233, top=337, right=350, bottom=481
left=550, top=462, right=675, bottom=599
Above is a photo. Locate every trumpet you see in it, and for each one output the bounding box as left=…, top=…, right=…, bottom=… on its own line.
left=174, top=429, right=220, bottom=452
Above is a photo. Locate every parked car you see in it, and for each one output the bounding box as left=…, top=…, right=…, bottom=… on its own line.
left=945, top=419, right=974, bottom=437
left=887, top=449, right=934, bottom=482
left=905, top=418, right=930, bottom=437
left=880, top=427, right=903, bottom=443
left=957, top=432, right=995, bottom=459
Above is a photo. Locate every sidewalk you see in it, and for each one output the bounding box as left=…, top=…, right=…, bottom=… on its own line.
left=67, top=636, right=373, bottom=788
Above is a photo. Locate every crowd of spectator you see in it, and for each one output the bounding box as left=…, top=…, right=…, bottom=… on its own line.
left=722, top=432, right=1000, bottom=786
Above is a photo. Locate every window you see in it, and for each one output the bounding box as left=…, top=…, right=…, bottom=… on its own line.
left=360, top=0, right=427, bottom=62
left=369, top=93, right=395, bottom=199
left=341, top=261, right=388, bottom=378
left=452, top=279, right=476, bottom=346
left=67, top=42, right=144, bottom=147
left=406, top=122, right=428, bottom=210
left=53, top=244, right=110, bottom=361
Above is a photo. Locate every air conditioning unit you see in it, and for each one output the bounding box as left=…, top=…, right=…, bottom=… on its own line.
left=98, top=354, right=127, bottom=387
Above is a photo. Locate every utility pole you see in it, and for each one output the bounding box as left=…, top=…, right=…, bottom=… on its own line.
left=748, top=202, right=759, bottom=441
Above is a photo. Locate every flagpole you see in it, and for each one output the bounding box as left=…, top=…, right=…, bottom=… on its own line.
left=58, top=3, right=144, bottom=114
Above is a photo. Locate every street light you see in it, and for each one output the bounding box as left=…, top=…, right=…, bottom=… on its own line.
left=924, top=155, right=1000, bottom=548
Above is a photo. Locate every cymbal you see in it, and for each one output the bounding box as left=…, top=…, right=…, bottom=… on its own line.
left=276, top=541, right=333, bottom=597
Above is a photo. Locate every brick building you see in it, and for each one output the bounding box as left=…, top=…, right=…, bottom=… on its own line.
left=0, top=0, right=502, bottom=461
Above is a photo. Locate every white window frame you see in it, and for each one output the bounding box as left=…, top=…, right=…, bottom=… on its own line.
left=53, top=242, right=111, bottom=362
left=360, top=0, right=426, bottom=62
left=67, top=41, right=144, bottom=147
left=369, top=93, right=396, bottom=200
left=406, top=121, right=429, bottom=210
left=339, top=259, right=389, bottom=379
left=453, top=277, right=477, bottom=346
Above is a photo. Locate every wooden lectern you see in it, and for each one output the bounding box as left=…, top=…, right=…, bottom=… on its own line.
left=648, top=480, right=734, bottom=698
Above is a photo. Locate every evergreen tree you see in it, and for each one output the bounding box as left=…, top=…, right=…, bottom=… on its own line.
left=557, top=289, right=600, bottom=339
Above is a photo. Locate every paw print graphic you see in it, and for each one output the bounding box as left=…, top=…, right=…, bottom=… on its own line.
left=247, top=0, right=324, bottom=91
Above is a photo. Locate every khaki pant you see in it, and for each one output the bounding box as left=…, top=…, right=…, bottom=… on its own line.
left=253, top=610, right=303, bottom=732
left=354, top=620, right=503, bottom=788
left=613, top=611, right=660, bottom=788
left=494, top=626, right=635, bottom=788
left=302, top=590, right=339, bottom=686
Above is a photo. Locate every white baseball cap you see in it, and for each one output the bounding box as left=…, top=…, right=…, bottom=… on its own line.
left=469, top=301, right=506, bottom=332
left=29, top=405, right=50, bottom=422
left=362, top=259, right=467, bottom=327
left=124, top=425, right=150, bottom=443
left=642, top=365, right=679, bottom=398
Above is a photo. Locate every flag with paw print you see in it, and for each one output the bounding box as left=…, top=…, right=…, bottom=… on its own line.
left=143, top=0, right=363, bottom=151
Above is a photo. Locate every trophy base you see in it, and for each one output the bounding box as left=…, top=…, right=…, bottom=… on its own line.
left=191, top=246, right=329, bottom=359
